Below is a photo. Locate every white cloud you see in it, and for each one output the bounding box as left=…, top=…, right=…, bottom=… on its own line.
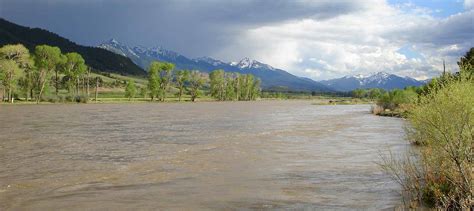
left=465, top=0, right=474, bottom=10
left=215, top=0, right=473, bottom=80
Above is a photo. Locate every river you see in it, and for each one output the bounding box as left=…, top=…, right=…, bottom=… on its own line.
left=0, top=101, right=408, bottom=210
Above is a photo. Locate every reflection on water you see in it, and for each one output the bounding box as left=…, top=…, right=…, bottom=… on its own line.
left=0, top=101, right=408, bottom=210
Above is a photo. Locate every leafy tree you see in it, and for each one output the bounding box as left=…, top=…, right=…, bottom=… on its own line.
left=0, top=59, right=20, bottom=103
left=368, top=88, right=382, bottom=99
left=147, top=61, right=174, bottom=101
left=225, top=73, right=236, bottom=100
left=0, top=44, right=31, bottom=67
left=352, top=88, right=366, bottom=98
left=188, top=70, right=204, bottom=102
left=63, top=52, right=87, bottom=96
left=240, top=74, right=255, bottom=101
left=0, top=44, right=32, bottom=102
left=124, top=80, right=137, bottom=100
left=34, top=45, right=62, bottom=103
left=210, top=69, right=225, bottom=100
left=457, top=47, right=473, bottom=81
left=175, top=70, right=189, bottom=101
left=234, top=72, right=241, bottom=100
left=54, top=54, right=67, bottom=96
left=147, top=62, right=160, bottom=101
left=250, top=78, right=261, bottom=100
left=157, top=62, right=174, bottom=102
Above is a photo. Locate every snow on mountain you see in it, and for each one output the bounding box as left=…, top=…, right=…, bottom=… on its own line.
left=98, top=39, right=332, bottom=92
left=193, top=57, right=226, bottom=66
left=320, top=72, right=425, bottom=91
left=231, top=57, right=275, bottom=70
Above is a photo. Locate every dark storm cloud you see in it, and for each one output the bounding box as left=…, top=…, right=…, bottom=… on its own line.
left=0, top=0, right=365, bottom=57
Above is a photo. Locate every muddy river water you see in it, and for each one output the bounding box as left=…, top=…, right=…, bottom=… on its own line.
left=0, top=101, right=408, bottom=210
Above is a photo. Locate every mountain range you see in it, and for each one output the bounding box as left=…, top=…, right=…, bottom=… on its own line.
left=98, top=39, right=332, bottom=92
left=319, top=72, right=425, bottom=91
left=0, top=18, right=425, bottom=92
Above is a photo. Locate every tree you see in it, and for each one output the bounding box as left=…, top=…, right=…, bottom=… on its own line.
left=225, top=73, right=236, bottom=100
left=54, top=54, right=67, bottom=96
left=250, top=78, right=261, bottom=100
left=63, top=52, right=87, bottom=96
left=147, top=61, right=160, bottom=101
left=0, top=44, right=31, bottom=67
left=175, top=70, right=189, bottom=101
left=188, top=70, right=204, bottom=102
left=0, top=60, right=20, bottom=103
left=124, top=80, right=137, bottom=100
left=157, top=62, right=174, bottom=102
left=0, top=44, right=32, bottom=102
left=458, top=47, right=473, bottom=81
left=368, top=88, right=382, bottom=99
left=34, top=45, right=62, bottom=103
left=352, top=89, right=366, bottom=99
left=240, top=74, right=255, bottom=101
left=209, top=69, right=225, bottom=100
left=234, top=72, right=241, bottom=100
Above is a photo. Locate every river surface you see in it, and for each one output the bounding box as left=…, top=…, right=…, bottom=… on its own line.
left=0, top=101, right=408, bottom=210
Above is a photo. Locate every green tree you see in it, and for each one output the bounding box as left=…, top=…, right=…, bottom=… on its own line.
left=63, top=52, right=87, bottom=96
left=368, top=88, right=382, bottom=99
left=175, top=70, right=189, bottom=101
left=209, top=69, right=225, bottom=100
left=250, top=78, right=261, bottom=100
left=34, top=45, right=62, bottom=103
left=188, top=70, right=204, bottom=102
left=352, top=88, right=366, bottom=99
left=0, top=44, right=32, bottom=102
left=147, top=61, right=174, bottom=102
left=157, top=62, right=174, bottom=102
left=0, top=60, right=20, bottom=103
left=458, top=47, right=473, bottom=81
left=54, top=54, right=67, bottom=96
left=147, top=62, right=160, bottom=101
left=240, top=74, right=255, bottom=101
left=124, top=80, right=137, bottom=100
left=225, top=73, right=236, bottom=100
left=233, top=72, right=241, bottom=100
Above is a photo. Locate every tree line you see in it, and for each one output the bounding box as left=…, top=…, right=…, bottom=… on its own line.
left=125, top=61, right=262, bottom=102
left=140, top=61, right=207, bottom=102
left=0, top=44, right=95, bottom=103
left=0, top=44, right=262, bottom=103
left=209, top=69, right=261, bottom=101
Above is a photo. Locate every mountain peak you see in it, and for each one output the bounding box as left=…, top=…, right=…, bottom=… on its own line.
left=233, top=57, right=275, bottom=70
left=104, top=38, right=122, bottom=46
left=320, top=71, right=424, bottom=91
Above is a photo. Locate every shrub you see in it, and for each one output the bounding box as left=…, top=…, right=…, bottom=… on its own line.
left=74, top=95, right=89, bottom=103
left=383, top=81, right=473, bottom=209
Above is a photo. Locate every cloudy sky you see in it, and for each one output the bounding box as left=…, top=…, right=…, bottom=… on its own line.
left=0, top=0, right=473, bottom=80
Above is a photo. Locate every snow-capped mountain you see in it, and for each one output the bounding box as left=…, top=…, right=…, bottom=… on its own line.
left=231, top=57, right=275, bottom=70
left=320, top=72, right=425, bottom=91
left=98, top=39, right=332, bottom=92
